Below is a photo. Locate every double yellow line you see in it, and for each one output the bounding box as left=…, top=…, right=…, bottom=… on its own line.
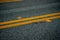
left=0, top=12, right=60, bottom=29
left=0, top=12, right=60, bottom=25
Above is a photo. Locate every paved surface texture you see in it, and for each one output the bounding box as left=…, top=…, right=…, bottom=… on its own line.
left=0, top=0, right=60, bottom=40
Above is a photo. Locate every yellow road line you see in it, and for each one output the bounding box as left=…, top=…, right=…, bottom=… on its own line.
left=0, top=12, right=60, bottom=25
left=0, top=0, right=23, bottom=3
left=0, top=16, right=60, bottom=29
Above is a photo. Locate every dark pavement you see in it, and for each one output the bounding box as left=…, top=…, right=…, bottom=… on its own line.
left=0, top=0, right=60, bottom=40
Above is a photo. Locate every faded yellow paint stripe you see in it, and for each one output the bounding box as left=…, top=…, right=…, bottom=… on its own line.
left=0, top=16, right=60, bottom=29
left=0, top=0, right=23, bottom=3
left=0, top=12, right=60, bottom=25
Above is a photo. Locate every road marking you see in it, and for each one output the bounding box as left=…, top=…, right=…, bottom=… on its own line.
left=0, top=16, right=60, bottom=29
left=0, top=0, right=23, bottom=3
left=0, top=12, right=60, bottom=25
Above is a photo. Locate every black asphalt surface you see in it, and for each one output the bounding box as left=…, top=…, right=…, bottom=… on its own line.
left=0, top=0, right=60, bottom=40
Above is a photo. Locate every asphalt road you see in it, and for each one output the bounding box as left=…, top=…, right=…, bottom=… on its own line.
left=0, top=0, right=60, bottom=40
